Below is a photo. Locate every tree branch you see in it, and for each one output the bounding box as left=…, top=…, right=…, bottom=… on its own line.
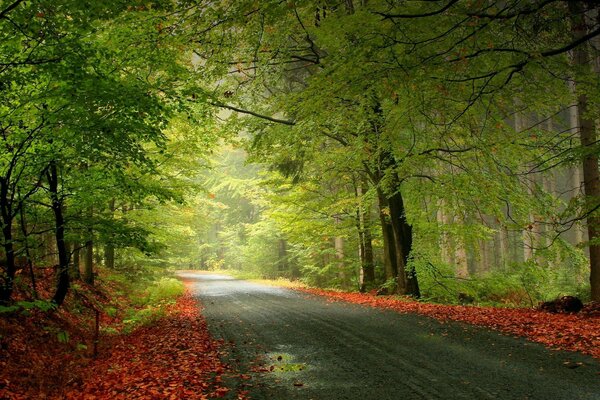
left=541, top=25, right=600, bottom=58
left=209, top=102, right=295, bottom=125
left=466, top=0, right=560, bottom=19
left=375, top=0, right=459, bottom=19
left=0, top=0, right=24, bottom=19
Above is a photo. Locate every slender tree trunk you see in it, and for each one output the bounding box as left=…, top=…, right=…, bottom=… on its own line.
left=83, top=207, right=94, bottom=285
left=453, top=213, right=469, bottom=277
left=357, top=209, right=366, bottom=291
left=568, top=85, right=585, bottom=246
left=0, top=220, right=15, bottom=304
left=362, top=210, right=375, bottom=289
left=356, top=185, right=375, bottom=292
left=48, top=162, right=69, bottom=306
left=333, top=215, right=348, bottom=288
left=0, top=178, right=15, bottom=304
left=436, top=200, right=453, bottom=265
left=515, top=110, right=536, bottom=262
left=498, top=222, right=510, bottom=269
left=570, top=1, right=600, bottom=301
left=360, top=206, right=375, bottom=292
left=72, top=242, right=81, bottom=280
left=376, top=188, right=397, bottom=283
left=278, top=238, right=288, bottom=273
left=104, top=198, right=115, bottom=269
left=18, top=202, right=37, bottom=297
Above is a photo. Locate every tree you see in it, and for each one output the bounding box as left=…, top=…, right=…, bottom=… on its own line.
left=190, top=0, right=598, bottom=300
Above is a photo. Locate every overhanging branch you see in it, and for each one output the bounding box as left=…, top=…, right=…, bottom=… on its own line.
left=209, top=102, right=296, bottom=125
left=375, top=0, right=459, bottom=19
left=0, top=0, right=24, bottom=19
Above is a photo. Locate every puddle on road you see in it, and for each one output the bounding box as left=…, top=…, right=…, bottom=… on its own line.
left=268, top=352, right=307, bottom=373
left=264, top=352, right=309, bottom=388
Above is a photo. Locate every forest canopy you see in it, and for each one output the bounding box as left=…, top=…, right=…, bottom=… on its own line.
left=1, top=0, right=599, bottom=306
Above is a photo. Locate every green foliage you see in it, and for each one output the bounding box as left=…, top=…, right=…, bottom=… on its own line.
left=143, top=278, right=186, bottom=305
left=0, top=300, right=57, bottom=314
left=0, top=0, right=595, bottom=307
left=56, top=331, right=70, bottom=344
left=123, top=306, right=168, bottom=333
left=99, top=270, right=185, bottom=334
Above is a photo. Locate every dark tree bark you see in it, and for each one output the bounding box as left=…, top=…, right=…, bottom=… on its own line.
left=570, top=1, right=600, bottom=301
left=0, top=177, right=15, bottom=304
left=387, top=186, right=420, bottom=297
left=373, top=151, right=421, bottom=297
left=47, top=162, right=69, bottom=306
left=362, top=219, right=375, bottom=285
left=376, top=188, right=398, bottom=283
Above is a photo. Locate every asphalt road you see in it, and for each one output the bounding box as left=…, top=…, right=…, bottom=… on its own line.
left=180, top=272, right=600, bottom=400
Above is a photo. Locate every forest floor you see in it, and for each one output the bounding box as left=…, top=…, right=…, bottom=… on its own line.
left=189, top=272, right=600, bottom=400
left=0, top=272, right=243, bottom=400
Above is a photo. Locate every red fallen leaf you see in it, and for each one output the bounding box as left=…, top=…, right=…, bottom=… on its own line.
left=214, top=387, right=230, bottom=397
left=55, top=291, right=238, bottom=400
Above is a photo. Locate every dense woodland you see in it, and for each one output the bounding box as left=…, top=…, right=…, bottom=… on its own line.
left=1, top=0, right=600, bottom=311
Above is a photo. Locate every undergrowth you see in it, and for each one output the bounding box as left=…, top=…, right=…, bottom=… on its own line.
left=0, top=266, right=185, bottom=399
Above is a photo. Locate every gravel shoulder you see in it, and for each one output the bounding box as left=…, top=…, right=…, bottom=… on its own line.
left=180, top=272, right=600, bottom=400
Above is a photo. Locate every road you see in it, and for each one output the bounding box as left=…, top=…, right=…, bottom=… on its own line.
left=180, top=272, right=600, bottom=400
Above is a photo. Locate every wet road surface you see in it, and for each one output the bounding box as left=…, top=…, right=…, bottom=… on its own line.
left=180, top=272, right=600, bottom=400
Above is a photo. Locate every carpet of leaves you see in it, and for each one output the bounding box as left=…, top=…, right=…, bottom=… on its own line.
left=0, top=277, right=245, bottom=399
left=296, top=288, right=600, bottom=359
left=62, top=292, right=240, bottom=400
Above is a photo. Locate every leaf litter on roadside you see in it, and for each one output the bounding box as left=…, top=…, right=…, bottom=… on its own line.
left=62, top=291, right=248, bottom=400
left=296, top=288, right=600, bottom=359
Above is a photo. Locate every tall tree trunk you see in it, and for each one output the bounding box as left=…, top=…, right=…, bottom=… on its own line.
left=83, top=207, right=94, bottom=285
left=104, top=198, right=115, bottom=269
left=18, top=205, right=37, bottom=298
left=568, top=83, right=585, bottom=246
left=356, top=185, right=375, bottom=292
left=357, top=210, right=366, bottom=290
left=453, top=213, right=469, bottom=277
left=367, top=98, right=419, bottom=296
left=570, top=1, right=600, bottom=301
left=376, top=188, right=397, bottom=283
left=333, top=215, right=348, bottom=288
left=0, top=176, right=16, bottom=303
left=71, top=242, right=81, bottom=280
left=362, top=217, right=375, bottom=284
left=387, top=186, right=420, bottom=297
left=48, top=162, right=69, bottom=306
left=436, top=200, right=453, bottom=265
left=0, top=220, right=15, bottom=304
left=277, top=238, right=288, bottom=273
left=515, top=110, right=536, bottom=262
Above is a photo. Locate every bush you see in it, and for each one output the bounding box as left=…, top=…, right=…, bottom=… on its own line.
left=146, top=278, right=185, bottom=304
